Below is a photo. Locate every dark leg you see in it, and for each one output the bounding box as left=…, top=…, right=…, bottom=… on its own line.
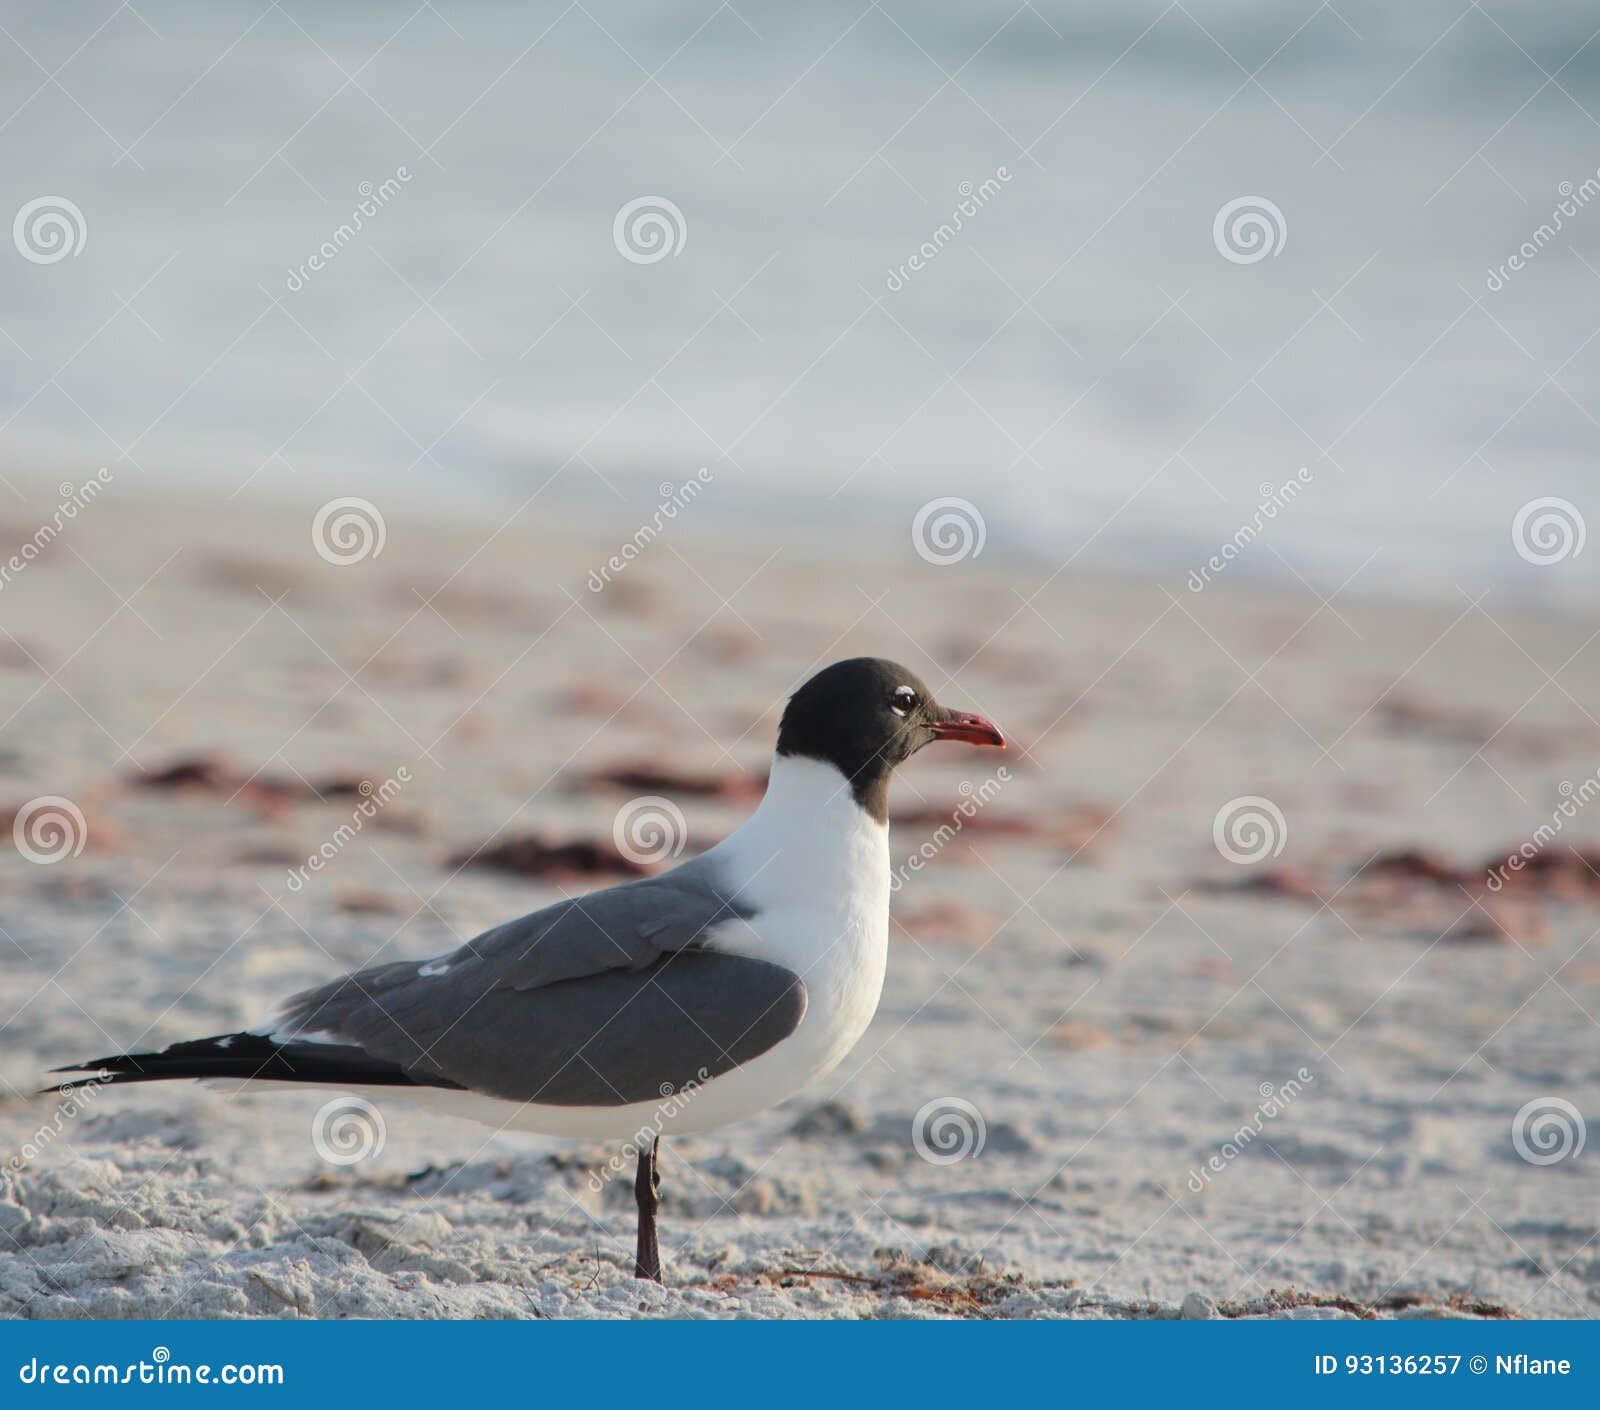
left=633, top=1139, right=663, bottom=1282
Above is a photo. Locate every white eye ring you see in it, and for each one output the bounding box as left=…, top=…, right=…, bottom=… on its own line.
left=891, top=687, right=919, bottom=716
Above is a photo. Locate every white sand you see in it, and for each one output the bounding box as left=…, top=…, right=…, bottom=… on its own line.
left=1, top=490, right=1596, bottom=1319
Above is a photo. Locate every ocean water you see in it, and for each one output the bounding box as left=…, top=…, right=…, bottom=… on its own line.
left=2, top=0, right=1599, bottom=603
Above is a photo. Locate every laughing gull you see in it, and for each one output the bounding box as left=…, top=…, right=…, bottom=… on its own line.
left=51, top=657, right=1004, bottom=1283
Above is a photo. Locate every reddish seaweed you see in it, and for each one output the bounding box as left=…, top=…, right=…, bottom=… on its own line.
left=449, top=833, right=656, bottom=882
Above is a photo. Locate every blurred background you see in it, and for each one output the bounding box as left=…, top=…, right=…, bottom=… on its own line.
left=2, top=0, right=1600, bottom=599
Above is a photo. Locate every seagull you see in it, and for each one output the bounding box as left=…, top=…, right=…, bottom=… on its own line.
left=49, top=657, right=1004, bottom=1283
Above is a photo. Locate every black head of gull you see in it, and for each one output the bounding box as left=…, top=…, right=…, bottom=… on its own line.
left=775, top=656, right=1004, bottom=822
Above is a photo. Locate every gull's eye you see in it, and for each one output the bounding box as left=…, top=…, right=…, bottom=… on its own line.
left=891, top=685, right=919, bottom=717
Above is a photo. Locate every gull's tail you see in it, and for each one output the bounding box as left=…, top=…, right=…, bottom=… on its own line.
left=44, top=1032, right=462, bottom=1094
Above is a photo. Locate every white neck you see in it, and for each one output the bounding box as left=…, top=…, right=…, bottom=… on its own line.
left=698, top=754, right=896, bottom=1106
left=711, top=754, right=888, bottom=907
left=759, top=752, right=875, bottom=821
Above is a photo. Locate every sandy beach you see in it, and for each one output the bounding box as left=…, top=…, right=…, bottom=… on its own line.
left=1, top=488, right=1597, bottom=1320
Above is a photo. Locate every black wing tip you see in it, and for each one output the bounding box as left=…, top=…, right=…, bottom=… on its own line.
left=36, top=1060, right=123, bottom=1096
left=38, top=1046, right=193, bottom=1097
left=39, top=1032, right=463, bottom=1094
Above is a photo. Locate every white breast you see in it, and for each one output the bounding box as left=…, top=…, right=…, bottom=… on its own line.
left=704, top=753, right=891, bottom=1084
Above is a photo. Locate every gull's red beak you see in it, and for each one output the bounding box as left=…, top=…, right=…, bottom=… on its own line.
left=927, top=708, right=1005, bottom=747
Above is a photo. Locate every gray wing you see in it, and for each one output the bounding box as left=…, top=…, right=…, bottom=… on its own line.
left=273, top=856, right=807, bottom=1106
